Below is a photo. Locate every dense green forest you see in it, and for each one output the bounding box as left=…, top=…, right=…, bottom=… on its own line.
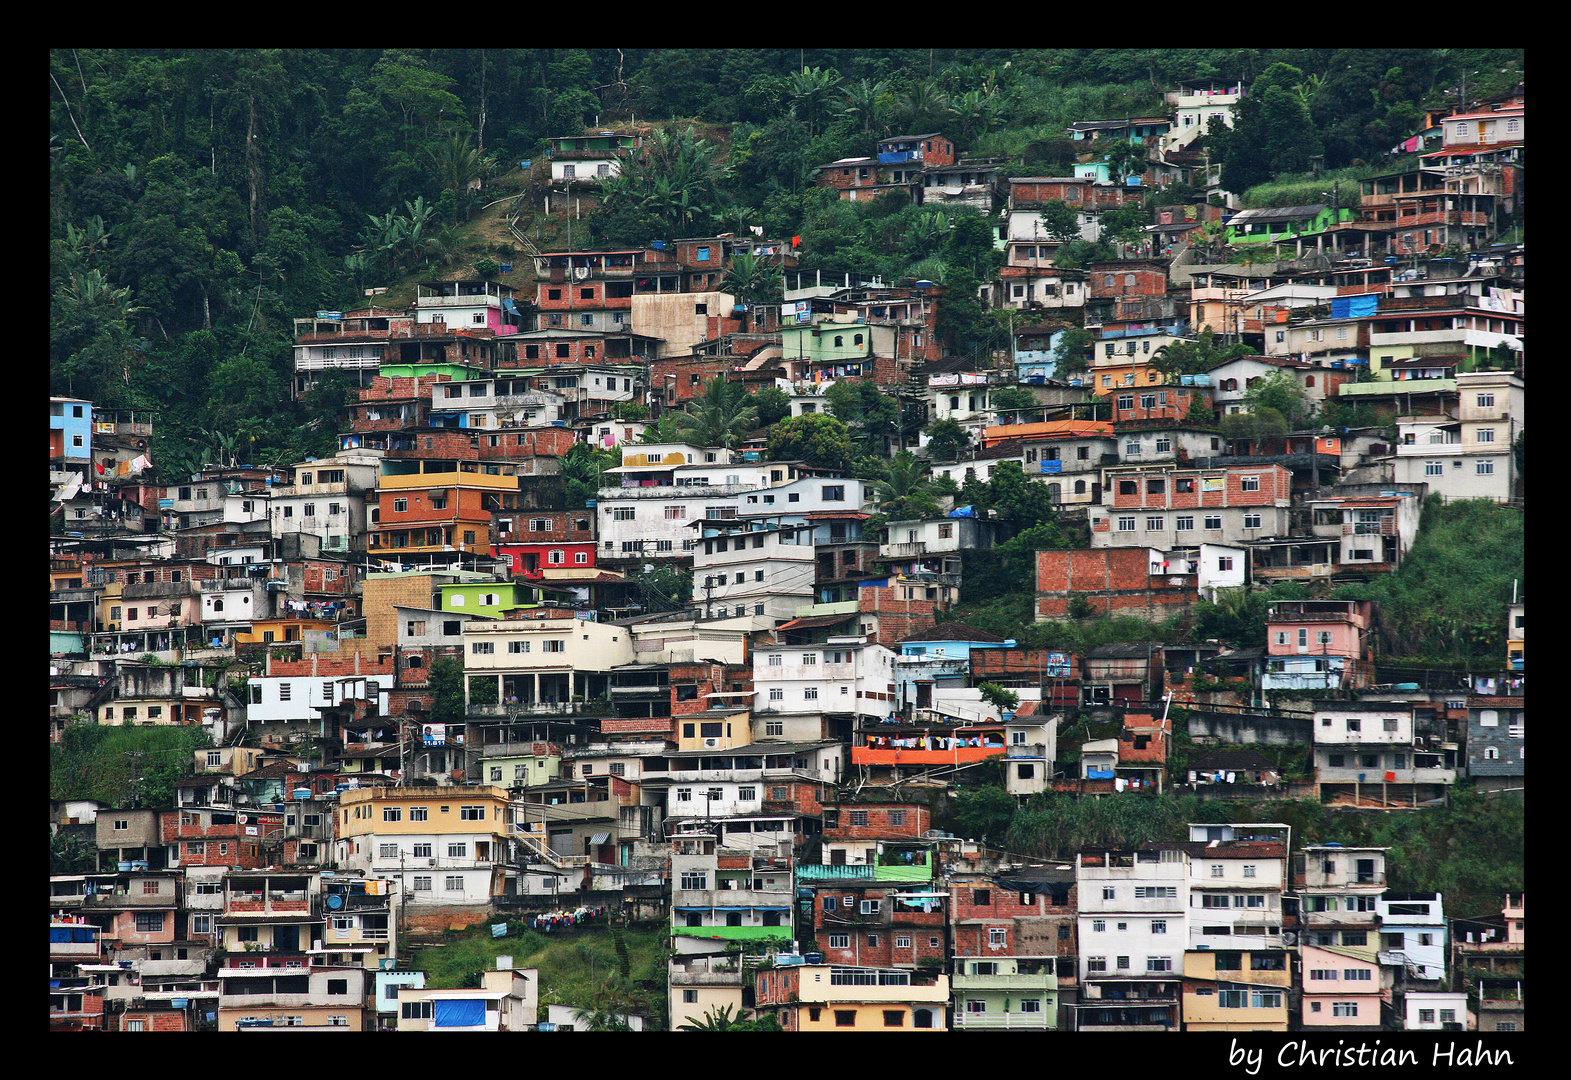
left=51, top=47, right=1522, bottom=480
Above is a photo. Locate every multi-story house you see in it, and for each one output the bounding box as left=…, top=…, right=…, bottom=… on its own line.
left=753, top=960, right=949, bottom=1031
left=658, top=738, right=840, bottom=852
left=949, top=868, right=1075, bottom=1031
left=1299, top=942, right=1386, bottom=1030
left=1294, top=844, right=1387, bottom=955
left=219, top=960, right=370, bottom=1031
left=1071, top=846, right=1188, bottom=1031
left=692, top=521, right=817, bottom=621
left=412, top=278, right=521, bottom=336
left=546, top=131, right=643, bottom=185
left=1179, top=825, right=1292, bottom=1031
left=1311, top=704, right=1454, bottom=807
left=492, top=509, right=597, bottom=578
left=461, top=613, right=633, bottom=707
left=1452, top=893, right=1523, bottom=1033
left=669, top=832, right=795, bottom=958
left=1393, top=369, right=1522, bottom=502
left=268, top=449, right=383, bottom=555
left=368, top=456, right=522, bottom=565
left=394, top=961, right=538, bottom=1031
left=1377, top=892, right=1447, bottom=983
left=798, top=801, right=945, bottom=970
left=1465, top=695, right=1524, bottom=792
left=1092, top=463, right=1292, bottom=551
left=291, top=308, right=410, bottom=397
left=1305, top=485, right=1425, bottom=578
left=755, top=639, right=897, bottom=726
left=1262, top=599, right=1374, bottom=693
left=334, top=785, right=514, bottom=907
left=161, top=804, right=284, bottom=871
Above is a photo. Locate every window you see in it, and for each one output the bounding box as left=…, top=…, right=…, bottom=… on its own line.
left=1204, top=515, right=1222, bottom=530
left=412, top=843, right=432, bottom=859
left=1117, top=516, right=1136, bottom=532
left=828, top=934, right=850, bottom=949
left=1151, top=919, right=1167, bottom=934
left=1086, top=957, right=1107, bottom=972
left=1244, top=513, right=1262, bottom=529
left=413, top=876, right=432, bottom=892
left=379, top=843, right=400, bottom=859
left=1092, top=920, right=1106, bottom=933
left=134, top=913, right=164, bottom=932
left=1240, top=475, right=1260, bottom=492
left=1476, top=428, right=1495, bottom=443
left=445, top=876, right=464, bottom=891
left=1332, top=1002, right=1359, bottom=1017
left=459, top=805, right=485, bottom=820
left=1476, top=460, right=1494, bottom=475
left=1147, top=956, right=1172, bottom=972
left=409, top=806, right=428, bottom=822
left=1102, top=886, right=1116, bottom=900
left=382, top=806, right=402, bottom=822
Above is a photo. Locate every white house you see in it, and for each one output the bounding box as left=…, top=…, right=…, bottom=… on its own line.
left=753, top=639, right=896, bottom=723
left=692, top=522, right=817, bottom=621
left=1074, top=846, right=1189, bottom=1027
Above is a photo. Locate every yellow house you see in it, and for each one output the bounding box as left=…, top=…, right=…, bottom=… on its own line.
left=754, top=963, right=948, bottom=1031
left=336, top=786, right=513, bottom=906
left=1181, top=948, right=1291, bottom=1031
left=1085, top=357, right=1169, bottom=396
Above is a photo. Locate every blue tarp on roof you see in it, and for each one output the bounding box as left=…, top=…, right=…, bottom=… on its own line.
left=433, top=998, right=487, bottom=1027
left=948, top=505, right=977, bottom=518
left=1330, top=295, right=1379, bottom=320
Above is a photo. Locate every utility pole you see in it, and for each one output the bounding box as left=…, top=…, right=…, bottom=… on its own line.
left=126, top=750, right=144, bottom=809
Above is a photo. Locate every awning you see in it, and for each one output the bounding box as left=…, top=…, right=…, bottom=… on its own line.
left=773, top=613, right=855, bottom=632
left=590, top=832, right=610, bottom=845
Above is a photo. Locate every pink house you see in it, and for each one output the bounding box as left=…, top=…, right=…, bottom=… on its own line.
left=1263, top=599, right=1373, bottom=692
left=1300, top=944, right=1388, bottom=1029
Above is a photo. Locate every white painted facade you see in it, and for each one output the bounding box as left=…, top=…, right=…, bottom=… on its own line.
left=753, top=641, right=896, bottom=721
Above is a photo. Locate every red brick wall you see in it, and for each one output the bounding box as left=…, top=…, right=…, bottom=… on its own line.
left=950, top=881, right=1078, bottom=957
left=500, top=338, right=608, bottom=366
left=478, top=427, right=581, bottom=460
left=268, top=649, right=396, bottom=679
left=859, top=585, right=941, bottom=647
left=669, top=661, right=751, bottom=718
left=1105, top=465, right=1291, bottom=510
left=1086, top=263, right=1169, bottom=298
left=1011, top=180, right=1089, bottom=205
left=822, top=804, right=930, bottom=843
left=116, top=1010, right=193, bottom=1032
left=1035, top=549, right=1195, bottom=620
left=651, top=356, right=735, bottom=404
left=1111, top=390, right=1211, bottom=425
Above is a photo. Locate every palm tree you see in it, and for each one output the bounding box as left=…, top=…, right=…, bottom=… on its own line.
left=428, top=131, right=494, bottom=220
left=672, top=375, right=759, bottom=450
left=680, top=1003, right=741, bottom=1032
left=868, top=450, right=933, bottom=513
left=720, top=251, right=782, bottom=330
left=785, top=67, right=842, bottom=138
left=897, top=77, right=950, bottom=135
left=837, top=77, right=890, bottom=138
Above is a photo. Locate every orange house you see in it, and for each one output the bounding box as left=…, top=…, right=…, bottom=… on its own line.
left=369, top=461, right=519, bottom=558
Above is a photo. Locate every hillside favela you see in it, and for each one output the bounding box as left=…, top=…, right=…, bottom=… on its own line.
left=50, top=48, right=1522, bottom=1039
